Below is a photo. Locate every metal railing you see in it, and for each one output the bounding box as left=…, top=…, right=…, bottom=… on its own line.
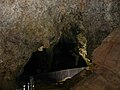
left=16, top=67, right=86, bottom=90
left=16, top=76, right=35, bottom=90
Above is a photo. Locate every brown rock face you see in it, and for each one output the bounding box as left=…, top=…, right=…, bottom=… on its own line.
left=93, top=28, right=120, bottom=75
left=70, top=28, right=120, bottom=90
left=0, top=0, right=120, bottom=90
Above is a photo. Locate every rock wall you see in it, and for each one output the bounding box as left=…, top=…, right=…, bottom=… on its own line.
left=64, top=28, right=120, bottom=90
left=93, top=28, right=120, bottom=77
left=0, top=0, right=120, bottom=89
left=82, top=0, right=120, bottom=56
left=0, top=0, right=84, bottom=89
left=70, top=27, right=120, bottom=90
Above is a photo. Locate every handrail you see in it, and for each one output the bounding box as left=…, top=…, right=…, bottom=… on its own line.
left=16, top=67, right=86, bottom=90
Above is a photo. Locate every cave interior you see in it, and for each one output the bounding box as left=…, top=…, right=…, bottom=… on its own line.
left=19, top=36, right=87, bottom=83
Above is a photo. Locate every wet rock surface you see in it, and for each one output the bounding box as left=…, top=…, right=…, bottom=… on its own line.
left=0, top=0, right=120, bottom=90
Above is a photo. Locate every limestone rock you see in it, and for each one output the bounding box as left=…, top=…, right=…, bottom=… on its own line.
left=0, top=0, right=83, bottom=89
left=0, top=0, right=120, bottom=90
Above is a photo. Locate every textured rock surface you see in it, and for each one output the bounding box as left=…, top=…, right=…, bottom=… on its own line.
left=82, top=0, right=120, bottom=56
left=0, top=0, right=120, bottom=90
left=70, top=28, right=120, bottom=90
left=0, top=0, right=84, bottom=89
left=93, top=28, right=120, bottom=76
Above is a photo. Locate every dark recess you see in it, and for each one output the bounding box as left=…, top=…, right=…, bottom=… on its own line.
left=21, top=37, right=87, bottom=76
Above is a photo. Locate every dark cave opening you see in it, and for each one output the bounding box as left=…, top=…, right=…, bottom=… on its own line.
left=21, top=37, right=87, bottom=77
left=19, top=36, right=87, bottom=85
left=51, top=36, right=87, bottom=71
left=21, top=49, right=50, bottom=76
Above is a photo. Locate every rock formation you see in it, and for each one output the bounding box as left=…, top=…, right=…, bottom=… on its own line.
left=70, top=28, right=120, bottom=90
left=0, top=0, right=120, bottom=90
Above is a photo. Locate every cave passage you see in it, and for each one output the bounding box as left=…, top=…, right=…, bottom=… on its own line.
left=21, top=37, right=87, bottom=77
left=51, top=37, right=87, bottom=71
